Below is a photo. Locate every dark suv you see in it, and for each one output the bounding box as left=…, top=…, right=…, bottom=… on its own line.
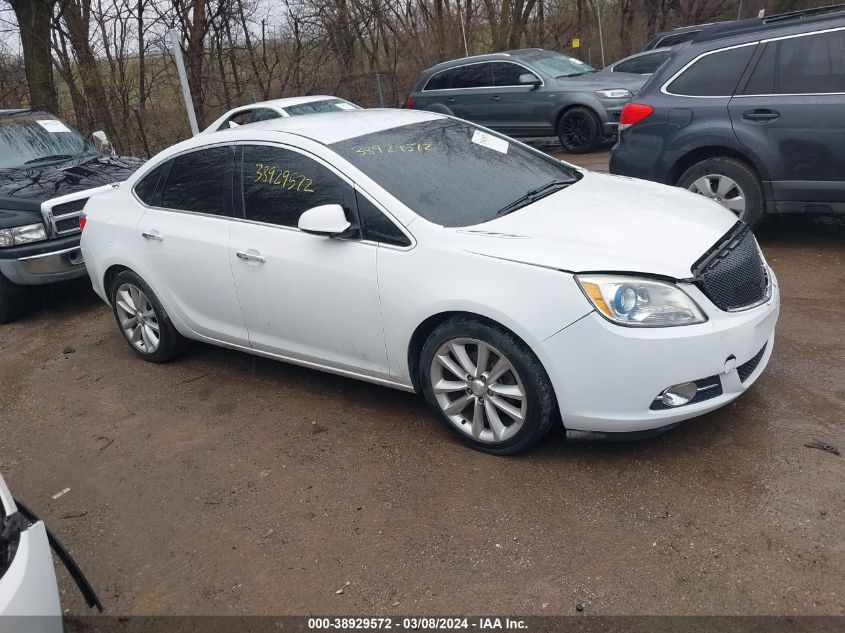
left=610, top=9, right=845, bottom=227
left=407, top=49, right=646, bottom=153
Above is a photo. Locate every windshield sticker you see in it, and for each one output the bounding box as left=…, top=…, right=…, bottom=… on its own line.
left=471, top=130, right=508, bottom=154
left=254, top=163, right=314, bottom=192
left=353, top=144, right=433, bottom=155
left=334, top=102, right=357, bottom=111
left=37, top=120, right=72, bottom=133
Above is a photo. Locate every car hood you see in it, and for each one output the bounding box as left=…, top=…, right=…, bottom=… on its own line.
left=554, top=70, right=646, bottom=92
left=0, top=155, right=143, bottom=210
left=452, top=172, right=738, bottom=279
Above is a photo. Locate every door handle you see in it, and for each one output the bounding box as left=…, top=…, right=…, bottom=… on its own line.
left=141, top=231, right=163, bottom=241
left=490, top=95, right=501, bottom=101
left=742, top=109, right=780, bottom=121
left=446, top=97, right=456, bottom=103
left=236, top=251, right=266, bottom=263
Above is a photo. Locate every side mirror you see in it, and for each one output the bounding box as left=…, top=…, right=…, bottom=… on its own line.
left=298, top=204, right=353, bottom=238
left=518, top=73, right=542, bottom=88
left=92, top=131, right=114, bottom=156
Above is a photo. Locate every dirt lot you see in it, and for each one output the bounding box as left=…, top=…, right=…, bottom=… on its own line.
left=1, top=150, right=843, bottom=617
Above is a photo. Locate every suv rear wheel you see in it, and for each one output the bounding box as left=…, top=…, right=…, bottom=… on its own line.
left=677, top=157, right=765, bottom=228
left=557, top=107, right=601, bottom=154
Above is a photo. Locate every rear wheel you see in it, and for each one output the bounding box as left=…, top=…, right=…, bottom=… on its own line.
left=420, top=317, right=557, bottom=455
left=677, top=157, right=765, bottom=228
left=557, top=107, right=601, bottom=154
left=109, top=270, right=187, bottom=362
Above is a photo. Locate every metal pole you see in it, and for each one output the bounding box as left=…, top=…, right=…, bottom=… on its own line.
left=593, top=0, right=606, bottom=68
left=169, top=28, right=199, bottom=136
left=375, top=73, right=384, bottom=108
left=459, top=4, right=469, bottom=57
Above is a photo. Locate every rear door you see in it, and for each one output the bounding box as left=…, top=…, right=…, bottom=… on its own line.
left=730, top=27, right=845, bottom=207
left=486, top=62, right=548, bottom=132
left=448, top=63, right=496, bottom=125
left=138, top=146, right=249, bottom=347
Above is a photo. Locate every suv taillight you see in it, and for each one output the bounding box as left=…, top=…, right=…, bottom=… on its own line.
left=79, top=212, right=86, bottom=232
left=618, top=103, right=654, bottom=130
left=404, top=95, right=414, bottom=109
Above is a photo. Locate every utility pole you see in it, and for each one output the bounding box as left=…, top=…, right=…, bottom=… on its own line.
left=592, top=0, right=606, bottom=68
left=169, top=28, right=199, bottom=136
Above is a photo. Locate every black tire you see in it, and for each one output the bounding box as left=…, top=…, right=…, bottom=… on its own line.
left=109, top=270, right=187, bottom=363
left=677, top=157, right=765, bottom=228
left=557, top=106, right=602, bottom=154
left=0, top=274, right=28, bottom=324
left=419, top=316, right=557, bottom=455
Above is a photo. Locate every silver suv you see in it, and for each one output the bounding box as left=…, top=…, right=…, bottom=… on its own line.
left=407, top=48, right=646, bottom=153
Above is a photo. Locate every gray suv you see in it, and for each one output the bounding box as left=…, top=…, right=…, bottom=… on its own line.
left=610, top=7, right=845, bottom=227
left=407, top=49, right=646, bottom=153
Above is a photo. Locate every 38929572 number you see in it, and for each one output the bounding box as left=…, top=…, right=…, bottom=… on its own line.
left=254, top=163, right=314, bottom=192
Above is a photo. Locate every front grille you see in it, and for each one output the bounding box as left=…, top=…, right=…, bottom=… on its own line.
left=650, top=375, right=723, bottom=411
left=48, top=197, right=89, bottom=236
left=692, top=223, right=769, bottom=311
left=737, top=344, right=767, bottom=383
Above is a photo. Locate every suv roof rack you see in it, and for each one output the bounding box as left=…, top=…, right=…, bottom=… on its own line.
left=691, top=4, right=845, bottom=44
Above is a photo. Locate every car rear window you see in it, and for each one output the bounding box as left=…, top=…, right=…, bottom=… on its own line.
left=330, top=119, right=579, bottom=227
left=285, top=99, right=360, bottom=115
left=667, top=44, right=756, bottom=96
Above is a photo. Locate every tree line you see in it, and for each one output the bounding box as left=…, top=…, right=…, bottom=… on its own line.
left=1, top=0, right=815, bottom=157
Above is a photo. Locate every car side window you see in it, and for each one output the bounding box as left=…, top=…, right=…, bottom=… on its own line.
left=667, top=45, right=756, bottom=96
left=614, top=51, right=669, bottom=74
left=356, top=192, right=410, bottom=247
left=424, top=70, right=452, bottom=91
left=451, top=63, right=493, bottom=89
left=492, top=62, right=533, bottom=86
left=241, top=145, right=346, bottom=228
left=133, top=161, right=168, bottom=206
left=160, top=146, right=233, bottom=216
left=742, top=30, right=845, bottom=95
left=251, top=108, right=282, bottom=123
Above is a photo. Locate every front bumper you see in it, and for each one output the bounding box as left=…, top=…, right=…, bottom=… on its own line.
left=0, top=235, right=86, bottom=286
left=534, top=276, right=780, bottom=434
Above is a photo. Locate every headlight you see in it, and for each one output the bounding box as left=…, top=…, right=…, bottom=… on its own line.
left=595, top=89, right=632, bottom=99
left=0, top=223, right=48, bottom=247
left=576, top=274, right=707, bottom=327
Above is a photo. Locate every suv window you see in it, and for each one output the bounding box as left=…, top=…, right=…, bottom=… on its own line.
left=742, top=29, right=845, bottom=95
left=424, top=70, right=452, bottom=91
left=133, top=161, right=168, bottom=205
left=160, top=146, right=233, bottom=215
left=667, top=44, right=756, bottom=96
left=451, top=63, right=492, bottom=88
left=356, top=192, right=410, bottom=247
left=613, top=50, right=670, bottom=74
left=241, top=145, right=346, bottom=228
left=492, top=62, right=534, bottom=86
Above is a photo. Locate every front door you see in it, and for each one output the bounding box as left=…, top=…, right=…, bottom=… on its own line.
left=487, top=62, right=549, bottom=132
left=228, top=143, right=390, bottom=377
left=138, top=145, right=249, bottom=347
left=730, top=28, right=845, bottom=207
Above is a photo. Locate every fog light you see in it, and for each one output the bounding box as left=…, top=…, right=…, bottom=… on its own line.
left=659, top=382, right=698, bottom=407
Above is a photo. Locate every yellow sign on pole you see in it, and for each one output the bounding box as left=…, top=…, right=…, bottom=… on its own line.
left=572, top=38, right=581, bottom=48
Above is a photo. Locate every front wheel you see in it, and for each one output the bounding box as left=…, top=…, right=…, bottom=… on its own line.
left=557, top=107, right=601, bottom=154
left=109, top=270, right=187, bottom=363
left=677, top=157, right=765, bottom=228
left=420, top=317, right=557, bottom=455
left=0, top=274, right=27, bottom=324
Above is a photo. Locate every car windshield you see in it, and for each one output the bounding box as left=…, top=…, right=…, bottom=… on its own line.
left=0, top=113, right=97, bottom=169
left=330, top=118, right=580, bottom=227
left=522, top=51, right=596, bottom=77
left=285, top=99, right=360, bottom=116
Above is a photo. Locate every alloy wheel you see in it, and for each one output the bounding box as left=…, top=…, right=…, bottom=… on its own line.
left=560, top=114, right=592, bottom=151
left=114, top=283, right=160, bottom=354
left=429, top=338, right=527, bottom=444
left=688, top=174, right=746, bottom=218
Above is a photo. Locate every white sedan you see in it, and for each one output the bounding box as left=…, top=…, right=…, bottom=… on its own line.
left=200, top=96, right=360, bottom=134
left=0, top=473, right=101, bottom=629
left=80, top=109, right=779, bottom=454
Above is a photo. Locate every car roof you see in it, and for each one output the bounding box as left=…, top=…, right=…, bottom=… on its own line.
left=221, top=108, right=444, bottom=145
left=423, top=48, right=557, bottom=74
left=690, top=5, right=845, bottom=46
left=238, top=95, right=348, bottom=110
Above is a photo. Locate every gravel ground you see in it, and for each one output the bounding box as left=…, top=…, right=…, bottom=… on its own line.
left=0, top=150, right=843, bottom=617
